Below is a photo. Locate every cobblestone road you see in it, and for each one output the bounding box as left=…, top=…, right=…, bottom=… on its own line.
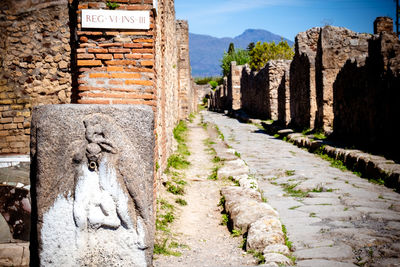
left=203, top=111, right=400, bottom=267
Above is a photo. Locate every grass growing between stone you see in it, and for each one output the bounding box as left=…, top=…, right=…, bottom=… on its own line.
left=247, top=250, right=266, bottom=264
left=155, top=119, right=192, bottom=258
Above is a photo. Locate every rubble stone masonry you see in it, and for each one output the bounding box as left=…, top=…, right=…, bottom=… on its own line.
left=208, top=17, right=399, bottom=159
left=227, top=61, right=243, bottom=110
left=0, top=0, right=72, bottom=154
left=289, top=27, right=319, bottom=129
left=154, top=0, right=179, bottom=179
left=333, top=19, right=400, bottom=159
left=0, top=0, right=197, bottom=173
left=315, top=26, right=371, bottom=132
left=241, top=60, right=291, bottom=121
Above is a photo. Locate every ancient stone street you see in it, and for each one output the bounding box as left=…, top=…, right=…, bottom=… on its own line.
left=203, top=111, right=400, bottom=267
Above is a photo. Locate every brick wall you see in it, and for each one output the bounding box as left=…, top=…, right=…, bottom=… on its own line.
left=75, top=0, right=156, bottom=106
left=0, top=0, right=72, bottom=154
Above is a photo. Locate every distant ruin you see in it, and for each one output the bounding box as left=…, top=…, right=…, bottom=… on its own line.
left=209, top=17, right=400, bottom=160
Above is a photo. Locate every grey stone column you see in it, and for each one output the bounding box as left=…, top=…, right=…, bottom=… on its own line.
left=30, top=105, right=155, bottom=266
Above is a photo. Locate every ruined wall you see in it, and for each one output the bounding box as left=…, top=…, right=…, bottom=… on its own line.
left=176, top=20, right=196, bottom=119
left=240, top=65, right=269, bottom=118
left=289, top=27, right=319, bottom=129
left=277, top=62, right=291, bottom=126
left=226, top=61, right=243, bottom=110
left=154, top=0, right=179, bottom=178
left=0, top=0, right=72, bottom=154
left=240, top=60, right=291, bottom=121
left=315, top=26, right=371, bottom=132
left=333, top=22, right=400, bottom=160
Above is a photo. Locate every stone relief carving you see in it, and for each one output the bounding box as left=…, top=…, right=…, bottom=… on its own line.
left=40, top=114, right=148, bottom=266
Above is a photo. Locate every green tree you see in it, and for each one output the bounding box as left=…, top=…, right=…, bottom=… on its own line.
left=249, top=40, right=294, bottom=71
left=228, top=43, right=235, bottom=54
left=247, top=42, right=255, bottom=52
left=220, top=49, right=250, bottom=77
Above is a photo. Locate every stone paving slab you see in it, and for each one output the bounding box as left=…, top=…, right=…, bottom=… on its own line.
left=0, top=243, right=29, bottom=266
left=203, top=111, right=400, bottom=266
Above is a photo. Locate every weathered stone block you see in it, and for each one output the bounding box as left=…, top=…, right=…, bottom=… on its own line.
left=30, top=105, right=155, bottom=266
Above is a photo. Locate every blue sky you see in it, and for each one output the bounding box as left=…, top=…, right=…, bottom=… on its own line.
left=175, top=0, right=397, bottom=40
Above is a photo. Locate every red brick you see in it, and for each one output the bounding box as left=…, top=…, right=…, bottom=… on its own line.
left=125, top=67, right=154, bottom=73
left=123, top=43, right=142, bottom=48
left=111, top=73, right=141, bottom=79
left=113, top=54, right=124, bottom=59
left=77, top=54, right=95, bottom=59
left=105, top=60, right=136, bottom=66
left=77, top=60, right=102, bottom=66
left=79, top=43, right=96, bottom=48
left=89, top=73, right=110, bottom=78
left=125, top=54, right=141, bottom=59
left=131, top=49, right=153, bottom=53
left=142, top=54, right=154, bottom=59
left=99, top=43, right=123, bottom=48
left=79, top=86, right=105, bottom=91
left=133, top=38, right=153, bottom=43
left=125, top=80, right=153, bottom=86
left=102, top=93, right=127, bottom=98
left=77, top=31, right=103, bottom=36
left=125, top=5, right=152, bottom=10
left=111, top=99, right=156, bottom=105
left=95, top=54, right=113, bottom=60
left=140, top=60, right=154, bottom=66
left=120, top=31, right=153, bottom=36
left=88, top=48, right=108, bottom=53
left=108, top=48, right=131, bottom=53
left=78, top=99, right=111, bottom=104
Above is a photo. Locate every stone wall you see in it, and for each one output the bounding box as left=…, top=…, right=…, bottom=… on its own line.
left=240, top=60, right=291, bottom=120
left=208, top=17, right=399, bottom=159
left=154, top=0, right=179, bottom=180
left=0, top=0, right=198, bottom=177
left=315, top=26, right=371, bottom=132
left=289, top=27, right=319, bottom=129
left=333, top=27, right=400, bottom=160
left=0, top=0, right=72, bottom=154
left=176, top=20, right=197, bottom=119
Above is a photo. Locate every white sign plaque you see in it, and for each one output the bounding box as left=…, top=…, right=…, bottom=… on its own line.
left=82, top=9, right=150, bottom=30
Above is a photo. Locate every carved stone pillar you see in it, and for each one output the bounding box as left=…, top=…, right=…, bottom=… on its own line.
left=30, top=104, right=155, bottom=266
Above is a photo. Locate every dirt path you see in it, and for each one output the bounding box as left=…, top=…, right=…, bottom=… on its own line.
left=153, top=116, right=256, bottom=267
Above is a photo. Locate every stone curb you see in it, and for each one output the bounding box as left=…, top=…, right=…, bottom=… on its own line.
left=228, top=110, right=400, bottom=192
left=207, top=124, right=294, bottom=266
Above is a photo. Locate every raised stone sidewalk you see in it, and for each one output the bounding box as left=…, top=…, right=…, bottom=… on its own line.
left=203, top=111, right=400, bottom=267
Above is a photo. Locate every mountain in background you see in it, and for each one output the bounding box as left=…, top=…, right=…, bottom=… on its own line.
left=189, top=29, right=294, bottom=77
